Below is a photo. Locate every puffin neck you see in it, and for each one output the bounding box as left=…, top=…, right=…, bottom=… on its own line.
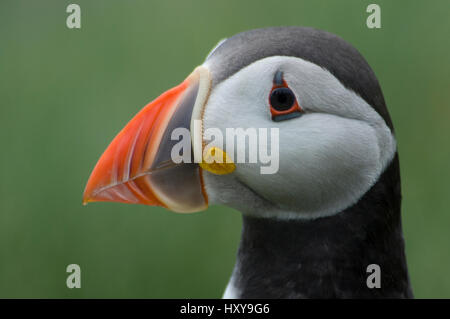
left=231, top=154, right=413, bottom=298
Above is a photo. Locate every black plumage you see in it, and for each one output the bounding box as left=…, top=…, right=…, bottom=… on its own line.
left=234, top=154, right=412, bottom=298
left=207, top=26, right=393, bottom=130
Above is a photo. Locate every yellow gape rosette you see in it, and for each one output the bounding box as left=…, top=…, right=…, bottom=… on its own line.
left=200, top=147, right=236, bottom=175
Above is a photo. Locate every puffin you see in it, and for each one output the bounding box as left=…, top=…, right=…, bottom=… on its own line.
left=83, top=27, right=413, bottom=298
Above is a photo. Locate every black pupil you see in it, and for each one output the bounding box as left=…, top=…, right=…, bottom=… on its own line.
left=270, top=87, right=295, bottom=111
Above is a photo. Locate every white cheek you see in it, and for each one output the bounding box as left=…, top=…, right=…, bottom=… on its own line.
left=201, top=56, right=396, bottom=219
left=237, top=113, right=383, bottom=216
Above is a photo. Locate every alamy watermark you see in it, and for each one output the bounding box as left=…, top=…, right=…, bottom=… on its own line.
left=366, top=264, right=381, bottom=288
left=66, top=4, right=81, bottom=29
left=66, top=264, right=81, bottom=289
left=366, top=4, right=381, bottom=29
left=170, top=120, right=280, bottom=175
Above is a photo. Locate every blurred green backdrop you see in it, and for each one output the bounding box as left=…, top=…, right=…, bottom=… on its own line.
left=0, top=0, right=449, bottom=298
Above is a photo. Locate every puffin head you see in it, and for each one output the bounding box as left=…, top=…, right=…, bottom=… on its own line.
left=83, top=27, right=397, bottom=221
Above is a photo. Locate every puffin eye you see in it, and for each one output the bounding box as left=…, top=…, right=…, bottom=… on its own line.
left=269, top=71, right=303, bottom=122
left=270, top=87, right=296, bottom=111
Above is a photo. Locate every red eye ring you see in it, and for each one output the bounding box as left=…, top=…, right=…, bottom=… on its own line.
left=269, top=71, right=303, bottom=122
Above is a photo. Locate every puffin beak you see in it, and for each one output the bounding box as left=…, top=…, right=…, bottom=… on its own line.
left=83, top=66, right=211, bottom=213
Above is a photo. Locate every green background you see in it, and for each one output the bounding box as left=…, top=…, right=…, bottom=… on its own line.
left=1, top=0, right=449, bottom=298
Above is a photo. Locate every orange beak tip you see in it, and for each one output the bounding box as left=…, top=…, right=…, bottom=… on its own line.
left=82, top=196, right=90, bottom=206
